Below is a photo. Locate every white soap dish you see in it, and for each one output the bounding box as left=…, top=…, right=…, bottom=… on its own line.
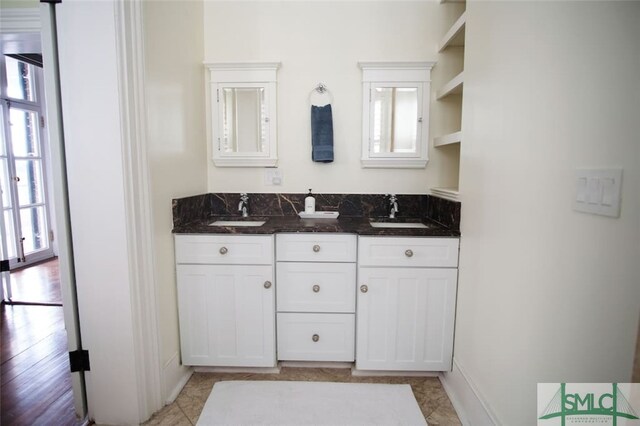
left=298, top=211, right=340, bottom=219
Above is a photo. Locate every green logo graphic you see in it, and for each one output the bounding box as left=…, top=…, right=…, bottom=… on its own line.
left=539, top=383, right=639, bottom=425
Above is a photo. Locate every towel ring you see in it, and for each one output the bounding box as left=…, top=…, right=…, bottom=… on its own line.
left=309, top=82, right=333, bottom=106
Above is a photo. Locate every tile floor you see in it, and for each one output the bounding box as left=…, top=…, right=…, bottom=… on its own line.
left=143, top=367, right=461, bottom=425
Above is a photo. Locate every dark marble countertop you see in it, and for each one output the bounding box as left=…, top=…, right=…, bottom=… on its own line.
left=172, top=216, right=460, bottom=238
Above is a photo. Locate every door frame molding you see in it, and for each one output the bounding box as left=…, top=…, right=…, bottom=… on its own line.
left=113, top=0, right=163, bottom=418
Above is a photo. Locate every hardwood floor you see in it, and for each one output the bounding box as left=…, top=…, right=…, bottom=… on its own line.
left=7, top=259, right=63, bottom=305
left=1, top=259, right=79, bottom=425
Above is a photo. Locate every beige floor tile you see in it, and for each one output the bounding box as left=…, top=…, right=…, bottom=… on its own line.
left=145, top=367, right=461, bottom=425
left=143, top=402, right=192, bottom=426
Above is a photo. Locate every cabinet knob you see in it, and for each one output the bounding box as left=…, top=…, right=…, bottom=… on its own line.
left=360, top=285, right=368, bottom=293
left=312, top=244, right=321, bottom=253
left=312, top=334, right=320, bottom=342
left=312, top=284, right=320, bottom=293
left=263, top=281, right=272, bottom=289
left=219, top=246, right=228, bottom=255
left=405, top=249, right=413, bottom=258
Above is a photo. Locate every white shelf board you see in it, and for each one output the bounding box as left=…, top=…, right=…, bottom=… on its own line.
left=439, top=0, right=466, bottom=3
left=438, top=12, right=466, bottom=52
left=430, top=187, right=460, bottom=200
left=434, top=131, right=462, bottom=147
left=436, top=71, right=464, bottom=100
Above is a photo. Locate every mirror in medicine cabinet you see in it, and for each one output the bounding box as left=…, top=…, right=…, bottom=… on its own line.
left=206, top=63, right=280, bottom=167
left=359, top=62, right=434, bottom=168
left=221, top=87, right=266, bottom=153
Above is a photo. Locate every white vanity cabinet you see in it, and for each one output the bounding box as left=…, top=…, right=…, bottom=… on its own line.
left=356, top=236, right=459, bottom=371
left=175, top=234, right=276, bottom=367
left=276, top=234, right=357, bottom=362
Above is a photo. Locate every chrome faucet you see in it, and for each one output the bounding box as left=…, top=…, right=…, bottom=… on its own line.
left=388, top=194, right=399, bottom=219
left=238, top=193, right=249, bottom=217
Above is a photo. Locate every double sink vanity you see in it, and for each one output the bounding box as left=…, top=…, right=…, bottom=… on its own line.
left=172, top=193, right=461, bottom=373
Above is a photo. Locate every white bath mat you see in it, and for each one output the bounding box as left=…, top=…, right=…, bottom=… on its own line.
left=196, top=380, right=427, bottom=425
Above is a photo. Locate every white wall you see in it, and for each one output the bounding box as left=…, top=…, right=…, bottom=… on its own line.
left=453, top=2, right=640, bottom=424
left=143, top=0, right=207, bottom=402
left=204, top=1, right=463, bottom=194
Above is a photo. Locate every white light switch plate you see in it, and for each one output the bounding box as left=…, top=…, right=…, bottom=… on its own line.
left=574, top=169, right=622, bottom=217
left=264, top=169, right=283, bottom=186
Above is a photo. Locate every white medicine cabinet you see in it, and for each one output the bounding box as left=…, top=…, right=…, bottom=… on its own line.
left=206, top=62, right=280, bottom=167
left=359, top=62, right=435, bottom=168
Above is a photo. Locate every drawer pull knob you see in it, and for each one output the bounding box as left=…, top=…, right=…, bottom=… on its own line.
left=312, top=334, right=320, bottom=342
left=263, top=281, right=272, bottom=289
left=312, top=284, right=320, bottom=293
left=360, top=285, right=368, bottom=293
left=313, top=244, right=321, bottom=252
left=219, top=246, right=228, bottom=255
left=405, top=249, right=414, bottom=258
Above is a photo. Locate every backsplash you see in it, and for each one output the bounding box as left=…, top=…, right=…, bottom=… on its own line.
left=172, top=193, right=460, bottom=232
left=424, top=195, right=461, bottom=231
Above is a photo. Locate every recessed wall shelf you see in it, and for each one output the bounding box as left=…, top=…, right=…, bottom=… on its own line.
left=438, top=12, right=466, bottom=52
left=436, top=0, right=465, bottom=199
left=434, top=131, right=462, bottom=147
left=436, top=71, right=464, bottom=100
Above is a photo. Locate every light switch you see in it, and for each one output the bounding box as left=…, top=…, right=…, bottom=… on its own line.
left=576, top=177, right=588, bottom=202
left=587, top=177, right=601, bottom=205
left=601, top=178, right=615, bottom=206
left=574, top=169, right=622, bottom=218
left=264, top=169, right=283, bottom=186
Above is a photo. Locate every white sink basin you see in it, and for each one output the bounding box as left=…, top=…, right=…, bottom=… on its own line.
left=209, top=220, right=266, bottom=227
left=369, top=221, right=428, bottom=229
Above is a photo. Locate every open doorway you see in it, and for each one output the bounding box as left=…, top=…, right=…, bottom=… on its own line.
left=0, top=27, right=80, bottom=424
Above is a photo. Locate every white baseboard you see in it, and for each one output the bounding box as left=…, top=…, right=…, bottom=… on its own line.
left=194, top=366, right=281, bottom=374
left=439, top=358, right=498, bottom=426
left=162, top=352, right=193, bottom=404
left=280, top=361, right=353, bottom=369
left=352, top=368, right=439, bottom=377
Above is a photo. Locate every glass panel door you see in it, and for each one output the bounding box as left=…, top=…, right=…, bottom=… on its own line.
left=1, top=56, right=54, bottom=268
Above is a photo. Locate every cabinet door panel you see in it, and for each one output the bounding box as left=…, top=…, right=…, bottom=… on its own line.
left=177, top=268, right=212, bottom=361
left=356, top=267, right=457, bottom=371
left=177, top=264, right=275, bottom=367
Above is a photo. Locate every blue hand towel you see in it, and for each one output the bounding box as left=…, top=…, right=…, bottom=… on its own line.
left=311, top=104, right=334, bottom=163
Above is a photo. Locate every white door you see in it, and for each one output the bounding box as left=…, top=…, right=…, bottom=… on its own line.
left=356, top=267, right=457, bottom=371
left=177, top=264, right=276, bottom=367
left=0, top=55, right=54, bottom=269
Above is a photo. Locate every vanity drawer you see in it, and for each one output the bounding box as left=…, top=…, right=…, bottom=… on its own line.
left=276, top=233, right=356, bottom=263
left=277, top=313, right=355, bottom=362
left=277, top=262, right=355, bottom=313
left=175, top=234, right=274, bottom=265
left=358, top=236, right=459, bottom=268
